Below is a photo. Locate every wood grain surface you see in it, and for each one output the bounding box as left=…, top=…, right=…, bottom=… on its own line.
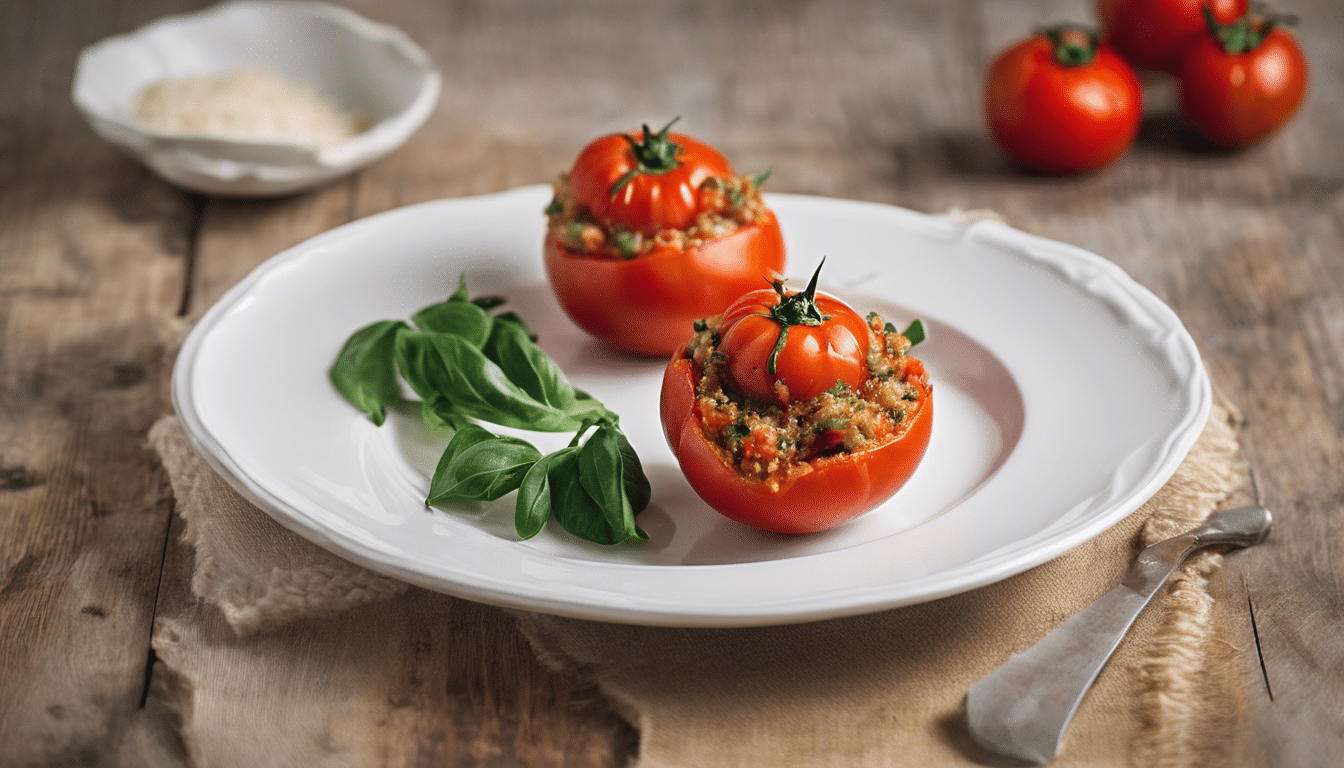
left=2, top=0, right=1342, bottom=765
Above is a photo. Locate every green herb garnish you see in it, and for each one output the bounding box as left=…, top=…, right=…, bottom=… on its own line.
left=901, top=319, right=925, bottom=347
left=612, top=229, right=642, bottom=259
left=329, top=276, right=650, bottom=545
left=329, top=320, right=407, bottom=427
left=815, top=417, right=850, bottom=433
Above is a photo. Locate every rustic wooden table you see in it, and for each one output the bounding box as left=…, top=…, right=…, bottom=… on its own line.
left=3, top=0, right=1342, bottom=765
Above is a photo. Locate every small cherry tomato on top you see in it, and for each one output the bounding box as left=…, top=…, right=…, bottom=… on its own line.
left=1178, top=6, right=1308, bottom=149
left=566, top=120, right=735, bottom=236
left=1098, top=0, right=1248, bottom=73
left=717, top=260, right=872, bottom=406
left=985, top=26, right=1142, bottom=175
left=544, top=120, right=787, bottom=356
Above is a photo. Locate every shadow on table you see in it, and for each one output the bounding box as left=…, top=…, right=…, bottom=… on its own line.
left=1133, top=110, right=1240, bottom=158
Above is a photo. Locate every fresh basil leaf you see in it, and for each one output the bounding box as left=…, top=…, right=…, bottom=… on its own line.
left=616, top=431, right=652, bottom=514
left=578, top=424, right=630, bottom=536
left=624, top=493, right=649, bottom=541
left=426, top=426, right=541, bottom=505
left=471, top=296, right=506, bottom=311
left=394, top=328, right=448, bottom=402
left=448, top=274, right=470, bottom=303
left=493, top=311, right=537, bottom=341
left=430, top=423, right=494, bottom=468
left=515, top=448, right=572, bottom=540
left=547, top=449, right=623, bottom=545
left=395, top=330, right=583, bottom=432
left=421, top=398, right=469, bottom=431
left=483, top=320, right=578, bottom=411
left=567, top=413, right=605, bottom=448
left=563, top=396, right=619, bottom=425
left=901, top=319, right=925, bottom=347
left=329, top=320, right=408, bottom=426
left=411, top=300, right=492, bottom=348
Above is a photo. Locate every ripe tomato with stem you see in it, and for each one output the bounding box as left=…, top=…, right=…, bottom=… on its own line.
left=984, top=25, right=1142, bottom=175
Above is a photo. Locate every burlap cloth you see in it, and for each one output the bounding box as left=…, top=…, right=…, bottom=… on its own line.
left=144, top=387, right=1253, bottom=767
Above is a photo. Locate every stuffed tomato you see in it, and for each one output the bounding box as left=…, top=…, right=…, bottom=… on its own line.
left=543, top=120, right=786, bottom=356
left=659, top=263, right=932, bottom=534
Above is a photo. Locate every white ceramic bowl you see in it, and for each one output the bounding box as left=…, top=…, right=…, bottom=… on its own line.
left=72, top=1, right=441, bottom=196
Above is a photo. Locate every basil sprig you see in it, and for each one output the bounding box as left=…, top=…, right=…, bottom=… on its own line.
left=329, top=320, right=408, bottom=426
left=329, top=276, right=650, bottom=545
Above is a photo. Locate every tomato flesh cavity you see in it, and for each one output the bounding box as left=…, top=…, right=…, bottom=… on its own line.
left=660, top=342, right=933, bottom=535
left=660, top=268, right=931, bottom=534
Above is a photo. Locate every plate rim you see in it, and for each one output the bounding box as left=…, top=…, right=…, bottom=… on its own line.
left=171, top=185, right=1211, bottom=626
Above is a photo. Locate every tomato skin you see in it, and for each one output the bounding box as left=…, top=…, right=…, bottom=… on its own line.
left=660, top=344, right=933, bottom=534
left=717, top=289, right=871, bottom=405
left=1178, top=29, right=1307, bottom=149
left=1099, top=0, right=1248, bottom=73
left=985, top=35, right=1142, bottom=174
left=567, top=132, right=734, bottom=236
left=544, top=212, right=787, bottom=357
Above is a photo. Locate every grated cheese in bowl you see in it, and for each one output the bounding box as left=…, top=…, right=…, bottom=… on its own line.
left=134, top=66, right=367, bottom=149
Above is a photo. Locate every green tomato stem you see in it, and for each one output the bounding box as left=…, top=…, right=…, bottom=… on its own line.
left=609, top=117, right=683, bottom=199
left=764, top=260, right=831, bottom=376
left=1044, top=25, right=1100, bottom=67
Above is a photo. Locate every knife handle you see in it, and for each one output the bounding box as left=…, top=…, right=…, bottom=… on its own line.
left=965, top=505, right=1271, bottom=765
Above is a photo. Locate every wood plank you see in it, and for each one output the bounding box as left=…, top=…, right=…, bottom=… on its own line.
left=0, top=0, right=210, bottom=762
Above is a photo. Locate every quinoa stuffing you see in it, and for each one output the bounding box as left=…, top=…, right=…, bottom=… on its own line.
left=546, top=171, right=772, bottom=260
left=682, top=310, right=930, bottom=488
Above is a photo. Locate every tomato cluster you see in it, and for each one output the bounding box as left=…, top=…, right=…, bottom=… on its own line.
left=658, top=264, right=933, bottom=534
left=1099, top=0, right=1248, bottom=73
left=985, top=1, right=1307, bottom=171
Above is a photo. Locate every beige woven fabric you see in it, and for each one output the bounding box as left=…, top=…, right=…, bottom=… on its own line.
left=148, top=417, right=408, bottom=636
left=515, top=399, right=1249, bottom=767
left=147, top=397, right=1248, bottom=766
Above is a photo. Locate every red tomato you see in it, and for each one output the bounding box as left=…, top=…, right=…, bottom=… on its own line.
left=1099, top=0, right=1248, bottom=73
left=716, top=264, right=871, bottom=406
left=1178, top=13, right=1307, bottom=148
left=659, top=345, right=932, bottom=535
left=546, top=122, right=787, bottom=356
left=566, top=122, right=734, bottom=236
left=544, top=214, right=786, bottom=356
left=985, top=27, right=1142, bottom=174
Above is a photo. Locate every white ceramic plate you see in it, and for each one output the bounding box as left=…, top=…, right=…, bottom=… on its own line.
left=173, top=186, right=1209, bottom=626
